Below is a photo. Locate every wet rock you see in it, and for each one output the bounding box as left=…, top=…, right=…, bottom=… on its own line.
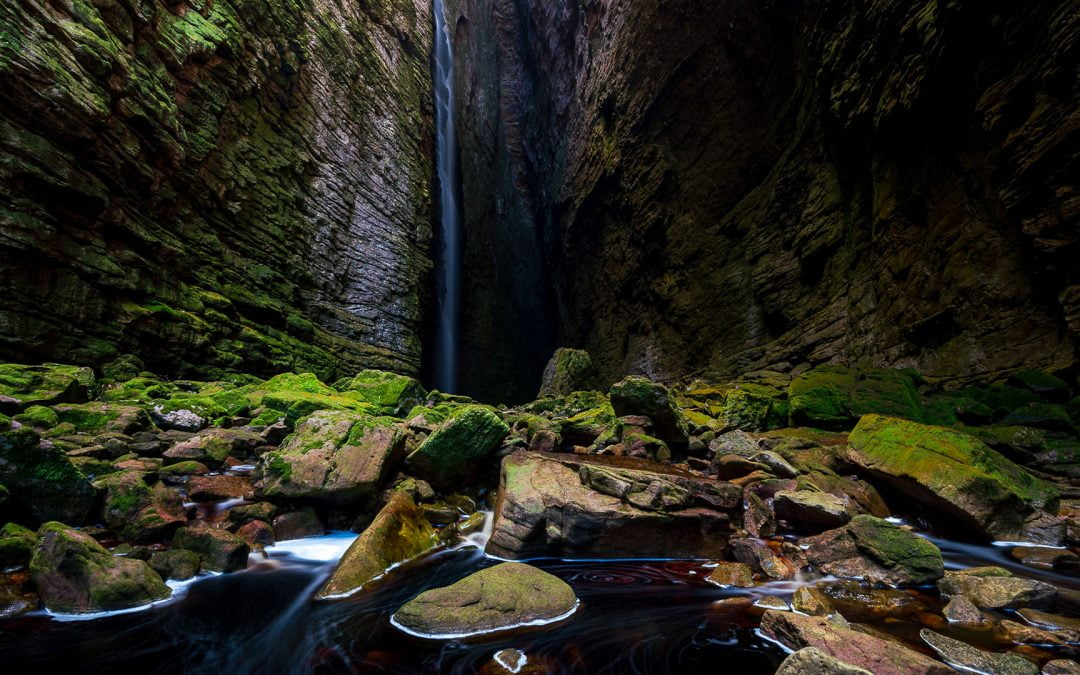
left=799, top=472, right=891, bottom=518
left=236, top=520, right=275, bottom=548
left=392, top=562, right=578, bottom=637
left=773, top=490, right=853, bottom=533
left=943, top=595, right=986, bottom=624
left=318, top=492, right=440, bottom=599
left=706, top=562, right=756, bottom=588
left=744, top=491, right=776, bottom=538
left=775, top=647, right=873, bottom=675
left=30, top=522, right=169, bottom=613
left=996, top=619, right=1079, bottom=647
left=538, top=349, right=598, bottom=397
left=152, top=407, right=206, bottom=433
left=173, top=528, right=249, bottom=573
left=0, top=427, right=96, bottom=524
left=1044, top=660, right=1080, bottom=674
left=820, top=580, right=929, bottom=619
left=792, top=586, right=837, bottom=617
left=759, top=610, right=952, bottom=674
left=714, top=455, right=771, bottom=480
left=405, top=406, right=509, bottom=489
left=257, top=411, right=406, bottom=504
left=1011, top=546, right=1079, bottom=571
left=920, top=629, right=1038, bottom=675
left=486, top=451, right=737, bottom=559
left=148, top=549, right=200, bottom=581
left=226, top=502, right=279, bottom=530
left=272, top=508, right=326, bottom=541
left=730, top=470, right=776, bottom=487
left=334, top=370, right=427, bottom=417
left=846, top=415, right=1059, bottom=540
left=0, top=522, right=37, bottom=568
left=159, top=461, right=210, bottom=477
left=609, top=377, right=690, bottom=446
left=1017, top=608, right=1080, bottom=633
left=479, top=648, right=554, bottom=675
left=938, top=568, right=1057, bottom=609
left=730, top=538, right=795, bottom=580
left=802, top=515, right=944, bottom=585
left=0, top=364, right=94, bottom=414
left=165, top=428, right=263, bottom=467
left=186, top=475, right=254, bottom=502
left=94, top=471, right=186, bottom=543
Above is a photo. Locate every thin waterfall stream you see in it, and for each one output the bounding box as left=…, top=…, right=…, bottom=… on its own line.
left=433, top=0, right=460, bottom=393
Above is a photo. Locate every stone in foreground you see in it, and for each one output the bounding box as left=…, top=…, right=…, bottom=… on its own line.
left=775, top=647, right=873, bottom=675
left=0, top=427, right=96, bottom=524
left=920, top=629, right=1038, bottom=675
left=405, top=406, right=509, bottom=489
left=801, top=515, right=944, bottom=585
left=486, top=451, right=739, bottom=559
left=30, top=522, right=169, bottom=613
left=846, top=415, right=1058, bottom=540
left=759, top=610, right=953, bottom=675
left=317, top=491, right=439, bottom=599
left=392, top=562, right=578, bottom=638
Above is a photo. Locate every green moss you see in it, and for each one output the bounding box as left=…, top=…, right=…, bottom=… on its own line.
left=789, top=366, right=922, bottom=430
left=13, top=405, right=59, bottom=429
left=52, top=402, right=121, bottom=433
left=406, top=406, right=510, bottom=487
left=333, top=370, right=427, bottom=416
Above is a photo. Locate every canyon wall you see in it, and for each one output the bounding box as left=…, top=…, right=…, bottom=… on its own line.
left=0, top=0, right=434, bottom=381
left=450, top=0, right=1080, bottom=394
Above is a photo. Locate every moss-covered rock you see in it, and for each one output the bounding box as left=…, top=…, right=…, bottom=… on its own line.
left=93, top=471, right=186, bottom=543
left=938, top=567, right=1057, bottom=609
left=333, top=370, right=427, bottom=417
left=0, top=522, right=37, bottom=568
left=405, top=406, right=510, bottom=489
left=52, top=402, right=149, bottom=435
left=538, top=349, right=598, bottom=397
left=148, top=549, right=200, bottom=582
left=846, top=415, right=1059, bottom=540
left=392, top=562, right=578, bottom=637
left=789, top=366, right=922, bottom=430
left=173, top=527, right=249, bottom=572
left=0, top=427, right=96, bottom=525
left=609, top=376, right=690, bottom=445
left=317, top=491, right=440, bottom=599
left=1006, top=371, right=1070, bottom=402
left=256, top=410, right=406, bottom=504
left=30, top=522, right=169, bottom=613
left=0, top=364, right=95, bottom=414
left=163, top=428, right=262, bottom=467
left=13, top=405, right=60, bottom=429
left=801, top=515, right=944, bottom=585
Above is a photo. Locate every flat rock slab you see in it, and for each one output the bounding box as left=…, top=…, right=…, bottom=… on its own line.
left=920, top=629, right=1038, bottom=675
left=485, top=451, right=739, bottom=559
left=938, top=568, right=1057, bottom=609
left=776, top=647, right=873, bottom=675
left=392, top=562, right=578, bottom=638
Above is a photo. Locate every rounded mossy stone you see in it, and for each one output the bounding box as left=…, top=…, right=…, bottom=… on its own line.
left=0, top=427, right=97, bottom=524
left=538, top=348, right=598, bottom=397
left=392, top=562, right=578, bottom=637
left=845, top=515, right=944, bottom=582
left=0, top=363, right=95, bottom=414
left=13, top=405, right=59, bottom=429
left=609, top=376, right=690, bottom=444
left=405, top=406, right=510, bottom=488
left=0, top=522, right=38, bottom=568
left=333, top=369, right=427, bottom=417
left=788, top=366, right=922, bottom=430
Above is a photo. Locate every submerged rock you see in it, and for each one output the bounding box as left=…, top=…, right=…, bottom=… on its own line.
left=485, top=451, right=738, bottom=559
left=920, top=629, right=1038, bottom=675
left=0, top=427, right=96, bottom=524
left=775, top=647, right=873, bottom=675
left=760, top=610, right=952, bottom=675
left=938, top=567, right=1057, bottom=609
left=392, top=562, right=578, bottom=637
left=801, top=515, right=944, bottom=585
left=846, top=415, right=1058, bottom=540
left=257, top=411, right=406, bottom=504
left=317, top=492, right=439, bottom=599
left=405, top=406, right=509, bottom=489
left=30, top=522, right=169, bottom=613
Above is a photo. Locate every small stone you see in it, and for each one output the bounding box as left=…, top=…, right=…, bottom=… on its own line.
left=236, top=520, right=275, bottom=548
left=920, top=629, right=1038, bottom=675
left=1043, top=660, right=1080, bottom=675
left=773, top=490, right=852, bottom=533
left=272, top=508, right=326, bottom=541
left=173, top=527, right=249, bottom=572
left=148, top=549, right=200, bottom=581
left=744, top=491, right=776, bottom=538
left=1017, top=608, right=1080, bottom=633
left=730, top=538, right=794, bottom=580
left=792, top=586, right=836, bottom=616
left=152, top=407, right=206, bottom=433
left=942, top=595, right=985, bottom=624
left=706, top=562, right=755, bottom=588
left=186, top=475, right=254, bottom=502
left=1011, top=546, right=1079, bottom=571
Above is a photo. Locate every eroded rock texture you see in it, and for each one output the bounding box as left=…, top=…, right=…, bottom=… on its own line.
left=0, top=0, right=435, bottom=380
left=449, top=0, right=1079, bottom=393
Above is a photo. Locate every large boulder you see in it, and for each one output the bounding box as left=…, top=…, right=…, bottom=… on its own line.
left=30, top=522, right=169, bottom=613
left=538, top=349, right=598, bottom=397
left=485, top=451, right=739, bottom=559
left=0, top=363, right=94, bottom=414
left=609, top=377, right=690, bottom=445
left=317, top=491, right=440, bottom=599
left=392, top=562, right=578, bottom=637
left=776, top=648, right=873, bottom=675
left=164, top=427, right=262, bottom=466
left=920, top=629, right=1038, bottom=675
left=334, top=370, right=427, bottom=417
left=937, top=567, right=1057, bottom=609
left=759, top=611, right=953, bottom=675
left=801, top=515, right=944, bottom=585
left=257, top=410, right=406, bottom=504
left=405, top=406, right=509, bottom=489
left=773, top=490, right=853, bottom=532
left=93, top=471, right=186, bottom=542
left=788, top=366, right=922, bottom=430
left=0, top=427, right=96, bottom=524
left=846, top=415, right=1059, bottom=540
left=173, top=527, right=250, bottom=572
left=53, top=402, right=150, bottom=435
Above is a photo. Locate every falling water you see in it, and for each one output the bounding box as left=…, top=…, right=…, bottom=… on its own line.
left=433, top=0, right=460, bottom=393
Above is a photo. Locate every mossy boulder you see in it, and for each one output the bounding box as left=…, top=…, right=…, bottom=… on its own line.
left=846, top=415, right=1059, bottom=540
left=538, top=348, right=598, bottom=397
left=334, top=370, right=427, bottom=417
left=392, top=562, right=578, bottom=637
left=317, top=491, right=440, bottom=599
left=93, top=471, right=186, bottom=543
left=686, top=377, right=790, bottom=431
left=257, top=410, right=406, bottom=504
left=1006, top=371, right=1070, bottom=402
left=13, top=406, right=60, bottom=429
left=938, top=567, right=1057, bottom=609
left=173, top=527, right=249, bottom=572
left=802, top=515, right=944, bottom=586
left=30, top=522, right=169, bottom=613
left=148, top=549, right=200, bottom=581
left=0, top=522, right=37, bottom=568
left=0, top=427, right=96, bottom=525
left=52, top=402, right=150, bottom=435
left=251, top=375, right=379, bottom=426
left=0, top=363, right=95, bottom=414
left=101, top=355, right=146, bottom=384
left=789, top=366, right=922, bottom=430
left=405, top=406, right=510, bottom=489
left=163, top=427, right=262, bottom=467
left=609, top=376, right=690, bottom=445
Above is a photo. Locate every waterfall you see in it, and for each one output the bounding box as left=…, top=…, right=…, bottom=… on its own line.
left=433, top=0, right=460, bottom=393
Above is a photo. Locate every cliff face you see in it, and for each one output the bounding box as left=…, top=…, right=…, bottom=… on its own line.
left=450, top=0, right=1080, bottom=391
left=0, top=0, right=434, bottom=381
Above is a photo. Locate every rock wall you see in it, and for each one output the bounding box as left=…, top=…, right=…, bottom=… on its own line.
left=449, top=0, right=1080, bottom=391
left=0, top=0, right=435, bottom=381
